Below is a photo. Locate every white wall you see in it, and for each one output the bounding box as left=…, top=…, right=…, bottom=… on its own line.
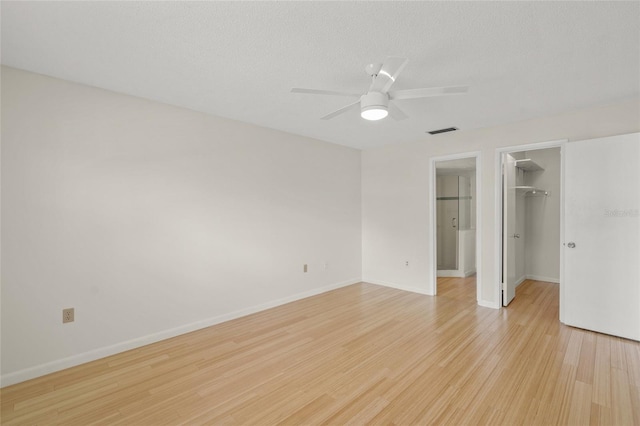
left=524, top=148, right=561, bottom=282
left=460, top=230, right=476, bottom=277
left=1, top=67, right=362, bottom=385
left=362, top=97, right=640, bottom=306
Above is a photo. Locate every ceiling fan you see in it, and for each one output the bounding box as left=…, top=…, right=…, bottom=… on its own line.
left=291, top=57, right=468, bottom=121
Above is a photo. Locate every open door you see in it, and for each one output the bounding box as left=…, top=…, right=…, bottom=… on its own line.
left=564, top=133, right=639, bottom=340
left=502, top=153, right=517, bottom=306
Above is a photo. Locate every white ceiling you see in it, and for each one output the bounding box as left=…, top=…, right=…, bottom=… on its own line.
left=2, top=2, right=639, bottom=150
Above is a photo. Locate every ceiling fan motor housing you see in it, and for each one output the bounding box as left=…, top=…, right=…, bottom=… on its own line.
left=361, top=91, right=388, bottom=110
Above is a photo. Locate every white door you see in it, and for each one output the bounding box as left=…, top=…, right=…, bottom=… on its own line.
left=564, top=133, right=640, bottom=341
left=503, top=153, right=517, bottom=306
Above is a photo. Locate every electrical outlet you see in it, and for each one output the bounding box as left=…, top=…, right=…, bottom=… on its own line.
left=405, top=261, right=409, bottom=267
left=303, top=264, right=308, bottom=273
left=62, top=308, right=74, bottom=323
left=324, top=261, right=329, bottom=271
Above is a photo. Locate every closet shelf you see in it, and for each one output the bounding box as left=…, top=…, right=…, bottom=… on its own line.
left=515, top=159, right=544, bottom=172
left=515, top=186, right=548, bottom=196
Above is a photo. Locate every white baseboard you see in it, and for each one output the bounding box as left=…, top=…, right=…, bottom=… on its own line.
left=526, top=274, right=560, bottom=284
left=437, top=269, right=476, bottom=278
left=515, top=276, right=526, bottom=287
left=0, top=278, right=361, bottom=388
left=478, top=299, right=500, bottom=309
left=362, top=279, right=432, bottom=296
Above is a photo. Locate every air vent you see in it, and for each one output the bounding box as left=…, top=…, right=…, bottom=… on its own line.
left=427, top=127, right=458, bottom=135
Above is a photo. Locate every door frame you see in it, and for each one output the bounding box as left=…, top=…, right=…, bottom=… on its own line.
left=494, top=139, right=567, bottom=320
left=429, top=151, right=481, bottom=301
left=502, top=152, right=518, bottom=306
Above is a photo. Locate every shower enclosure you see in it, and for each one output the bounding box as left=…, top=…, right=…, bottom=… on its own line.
left=436, top=173, right=476, bottom=277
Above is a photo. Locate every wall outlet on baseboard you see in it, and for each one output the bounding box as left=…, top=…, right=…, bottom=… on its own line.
left=62, top=308, right=74, bottom=323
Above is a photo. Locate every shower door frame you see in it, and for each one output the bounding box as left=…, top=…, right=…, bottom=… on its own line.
left=437, top=174, right=461, bottom=271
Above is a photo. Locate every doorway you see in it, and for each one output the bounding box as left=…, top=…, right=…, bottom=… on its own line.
left=436, top=171, right=475, bottom=276
left=430, top=153, right=481, bottom=299
left=497, top=141, right=564, bottom=308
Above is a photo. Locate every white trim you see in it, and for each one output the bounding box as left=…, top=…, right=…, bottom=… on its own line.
left=429, top=151, right=482, bottom=304
left=363, top=279, right=431, bottom=295
left=494, top=139, right=566, bottom=311
left=475, top=155, right=482, bottom=307
left=515, top=275, right=526, bottom=287
left=526, top=275, right=560, bottom=284
left=559, top=142, right=566, bottom=323
left=464, top=268, right=477, bottom=277
left=478, top=299, right=500, bottom=309
left=0, top=278, right=360, bottom=387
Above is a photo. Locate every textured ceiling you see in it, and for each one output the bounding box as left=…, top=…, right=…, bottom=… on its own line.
left=2, top=1, right=639, bottom=150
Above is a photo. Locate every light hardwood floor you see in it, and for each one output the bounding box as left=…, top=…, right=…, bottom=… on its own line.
left=1, top=278, right=639, bottom=425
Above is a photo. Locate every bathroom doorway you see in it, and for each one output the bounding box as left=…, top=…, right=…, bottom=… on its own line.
left=430, top=153, right=481, bottom=299
left=436, top=172, right=474, bottom=275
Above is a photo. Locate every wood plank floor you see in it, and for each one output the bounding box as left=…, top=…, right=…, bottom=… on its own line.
left=1, top=278, right=639, bottom=425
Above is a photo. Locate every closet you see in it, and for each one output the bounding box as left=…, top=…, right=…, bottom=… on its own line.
left=503, top=147, right=560, bottom=305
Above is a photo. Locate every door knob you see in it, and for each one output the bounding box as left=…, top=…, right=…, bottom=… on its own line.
left=567, top=242, right=576, bottom=248
left=513, top=233, right=520, bottom=239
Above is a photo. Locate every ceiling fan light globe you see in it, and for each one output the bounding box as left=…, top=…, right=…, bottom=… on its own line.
left=360, top=91, right=389, bottom=121
left=361, top=106, right=388, bottom=121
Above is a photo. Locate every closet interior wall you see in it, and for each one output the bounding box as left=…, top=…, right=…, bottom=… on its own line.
left=512, top=148, right=561, bottom=286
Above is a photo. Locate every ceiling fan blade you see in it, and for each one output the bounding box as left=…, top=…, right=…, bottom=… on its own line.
left=389, top=85, right=469, bottom=101
left=291, top=88, right=360, bottom=98
left=320, top=100, right=360, bottom=120
left=369, top=57, right=408, bottom=93
left=388, top=102, right=409, bottom=121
